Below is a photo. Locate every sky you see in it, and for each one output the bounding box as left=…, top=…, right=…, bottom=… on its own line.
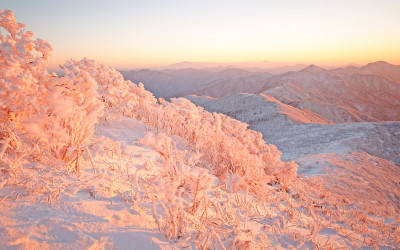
left=2, top=0, right=400, bottom=70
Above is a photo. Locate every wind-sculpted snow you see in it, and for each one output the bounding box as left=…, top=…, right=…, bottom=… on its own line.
left=1, top=10, right=400, bottom=249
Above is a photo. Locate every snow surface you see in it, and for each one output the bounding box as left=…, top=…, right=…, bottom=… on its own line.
left=2, top=117, right=399, bottom=249
left=0, top=118, right=171, bottom=249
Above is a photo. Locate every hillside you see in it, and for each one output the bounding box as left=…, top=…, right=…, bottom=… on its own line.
left=1, top=10, right=400, bottom=249
left=4, top=116, right=400, bottom=249
left=262, top=69, right=400, bottom=122
left=187, top=93, right=400, bottom=166
left=192, top=73, right=274, bottom=99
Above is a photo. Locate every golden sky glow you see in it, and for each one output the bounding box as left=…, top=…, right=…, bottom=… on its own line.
left=3, top=0, right=400, bottom=69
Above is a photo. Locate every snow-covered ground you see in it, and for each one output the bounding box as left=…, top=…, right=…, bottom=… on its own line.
left=2, top=117, right=399, bottom=249
left=0, top=119, right=171, bottom=249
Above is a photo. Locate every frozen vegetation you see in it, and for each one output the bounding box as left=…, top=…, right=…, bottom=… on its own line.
left=1, top=10, right=400, bottom=249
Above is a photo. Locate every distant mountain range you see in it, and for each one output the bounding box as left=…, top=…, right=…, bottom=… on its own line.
left=121, top=61, right=400, bottom=167
left=121, top=62, right=400, bottom=119
left=149, top=60, right=309, bottom=74
left=120, top=67, right=273, bottom=98
left=183, top=61, right=400, bottom=123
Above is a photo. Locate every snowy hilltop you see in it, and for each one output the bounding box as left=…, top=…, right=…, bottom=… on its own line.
left=1, top=10, right=399, bottom=249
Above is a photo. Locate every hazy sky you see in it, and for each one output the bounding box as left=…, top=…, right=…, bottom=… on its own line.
left=2, top=0, right=400, bottom=69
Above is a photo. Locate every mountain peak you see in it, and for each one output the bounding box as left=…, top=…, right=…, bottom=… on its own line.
left=361, top=61, right=394, bottom=70
left=300, top=64, right=326, bottom=73
left=218, top=68, right=250, bottom=74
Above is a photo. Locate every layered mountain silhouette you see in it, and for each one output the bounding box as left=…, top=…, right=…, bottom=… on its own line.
left=121, top=61, right=400, bottom=122
left=121, top=61, right=400, bottom=168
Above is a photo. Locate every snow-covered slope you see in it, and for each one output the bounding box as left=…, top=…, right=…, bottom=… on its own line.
left=187, top=93, right=400, bottom=166
left=358, top=61, right=400, bottom=82
left=1, top=10, right=400, bottom=249
left=2, top=117, right=399, bottom=249
left=296, top=151, right=400, bottom=216
left=120, top=61, right=400, bottom=249
left=186, top=93, right=332, bottom=125
left=262, top=70, right=400, bottom=122
left=0, top=119, right=169, bottom=249
left=187, top=92, right=400, bottom=223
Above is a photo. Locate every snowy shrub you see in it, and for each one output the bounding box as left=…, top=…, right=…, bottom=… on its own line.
left=61, top=58, right=157, bottom=121
left=139, top=132, right=290, bottom=248
left=0, top=123, right=22, bottom=160
left=0, top=9, right=52, bottom=125
left=140, top=132, right=213, bottom=239
left=0, top=10, right=104, bottom=170
left=141, top=97, right=298, bottom=192
left=140, top=132, right=244, bottom=248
